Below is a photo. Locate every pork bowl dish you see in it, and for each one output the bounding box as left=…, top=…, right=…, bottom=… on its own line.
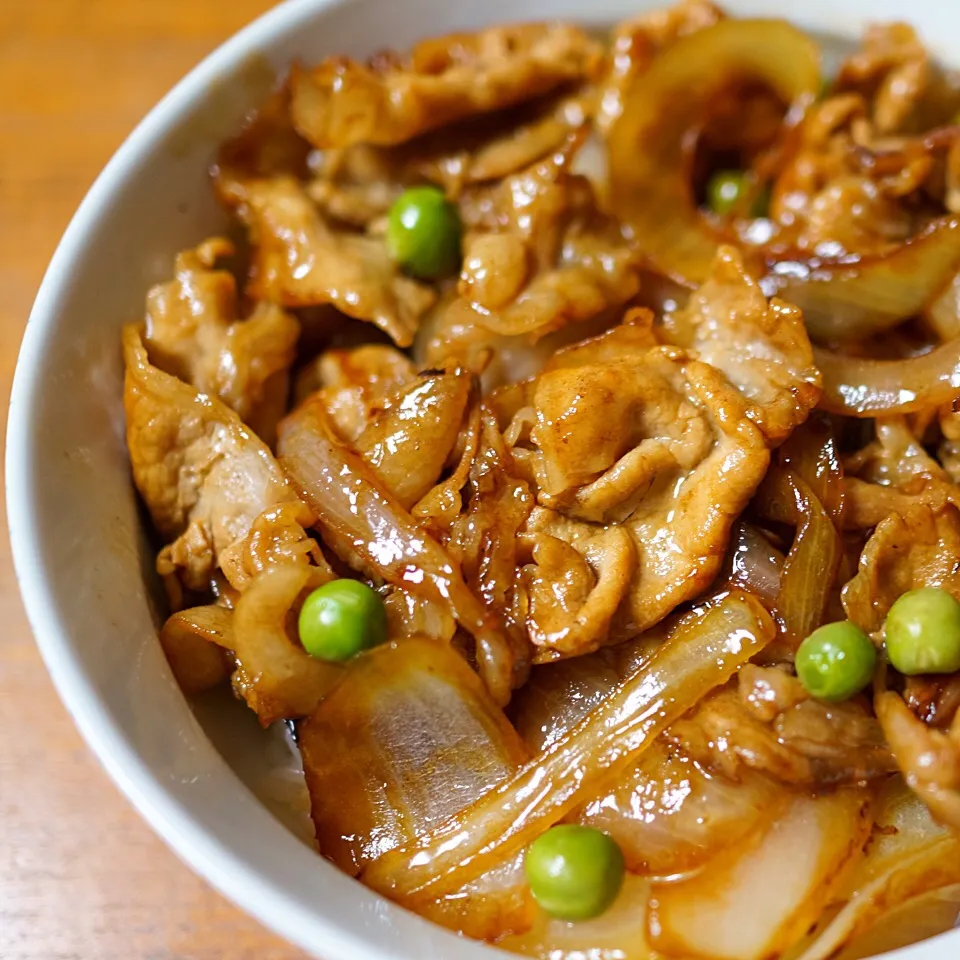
left=122, top=2, right=960, bottom=957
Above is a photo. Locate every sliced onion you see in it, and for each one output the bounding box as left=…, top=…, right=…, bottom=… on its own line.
left=609, top=19, right=819, bottom=284
left=299, top=636, right=526, bottom=867
left=779, top=415, right=845, bottom=526
left=765, top=219, right=960, bottom=342
left=361, top=591, right=774, bottom=903
left=225, top=565, right=342, bottom=725
left=814, top=337, right=960, bottom=418
left=927, top=268, right=960, bottom=341
left=648, top=788, right=871, bottom=960
left=500, top=874, right=654, bottom=959
left=578, top=740, right=785, bottom=876
left=159, top=605, right=231, bottom=694
left=834, top=886, right=960, bottom=960
left=755, top=469, right=842, bottom=649
left=299, top=636, right=531, bottom=939
left=796, top=779, right=960, bottom=960
left=844, top=777, right=953, bottom=890
left=511, top=654, right=620, bottom=753
left=418, top=851, right=533, bottom=942
left=277, top=403, right=520, bottom=704
left=721, top=522, right=784, bottom=608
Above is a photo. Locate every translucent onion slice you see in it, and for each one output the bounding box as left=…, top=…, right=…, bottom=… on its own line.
left=765, top=219, right=960, bottom=342
left=159, top=605, right=231, bottom=694
left=299, top=636, right=532, bottom=939
left=833, top=886, right=960, bottom=960
left=224, top=565, right=343, bottom=724
left=796, top=779, right=960, bottom=960
left=755, top=470, right=842, bottom=649
left=814, top=338, right=960, bottom=418
left=722, top=522, right=784, bottom=609
left=647, top=788, right=872, bottom=960
left=608, top=19, right=819, bottom=284
left=779, top=416, right=845, bottom=526
left=501, top=873, right=654, bottom=960
left=418, top=851, right=532, bottom=943
left=927, top=269, right=960, bottom=341
left=361, top=591, right=774, bottom=903
left=577, top=740, right=785, bottom=876
left=511, top=654, right=620, bottom=753
left=277, top=403, right=519, bottom=703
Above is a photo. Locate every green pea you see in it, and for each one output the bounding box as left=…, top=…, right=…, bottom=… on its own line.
left=750, top=182, right=772, bottom=219
left=525, top=825, right=624, bottom=921
left=297, top=579, right=388, bottom=663
left=796, top=621, right=877, bottom=702
left=705, top=171, right=769, bottom=219
left=706, top=170, right=747, bottom=217
left=386, top=186, right=462, bottom=279
left=884, top=587, right=960, bottom=676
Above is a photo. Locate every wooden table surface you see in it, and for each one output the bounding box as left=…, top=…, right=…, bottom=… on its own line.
left=0, top=2, right=310, bottom=957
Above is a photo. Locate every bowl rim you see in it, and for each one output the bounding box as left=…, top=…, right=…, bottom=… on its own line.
left=6, top=1, right=960, bottom=958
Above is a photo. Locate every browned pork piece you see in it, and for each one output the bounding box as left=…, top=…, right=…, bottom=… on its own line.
left=123, top=326, right=304, bottom=592
left=143, top=238, right=299, bottom=443
left=449, top=139, right=641, bottom=342
left=289, top=23, right=604, bottom=148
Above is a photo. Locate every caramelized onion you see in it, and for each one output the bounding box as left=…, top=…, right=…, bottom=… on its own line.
left=158, top=605, right=231, bottom=695
left=609, top=19, right=819, bottom=284
left=225, top=565, right=342, bottom=724
left=779, top=416, right=845, bottom=525
left=927, top=269, right=960, bottom=341
left=361, top=591, right=773, bottom=903
left=277, top=403, right=520, bottom=704
left=578, top=741, right=784, bottom=876
left=300, top=636, right=525, bottom=873
left=300, top=636, right=532, bottom=939
left=797, top=779, right=960, bottom=960
left=765, top=219, right=960, bottom=342
left=511, top=654, right=620, bottom=753
left=648, top=789, right=871, bottom=960
left=755, top=470, right=842, bottom=649
left=501, top=874, right=653, bottom=959
left=835, top=886, right=960, bottom=959
left=815, top=337, right=960, bottom=417
left=722, top=522, right=784, bottom=608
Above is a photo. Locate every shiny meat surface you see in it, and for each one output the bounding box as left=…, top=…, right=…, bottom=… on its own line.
left=516, top=340, right=770, bottom=654
left=596, top=0, right=724, bottom=131
left=664, top=247, right=821, bottom=443
left=123, top=326, right=299, bottom=592
left=143, top=238, right=299, bottom=443
left=453, top=143, right=640, bottom=340
left=289, top=23, right=603, bottom=148
left=223, top=176, right=436, bottom=346
left=843, top=504, right=960, bottom=633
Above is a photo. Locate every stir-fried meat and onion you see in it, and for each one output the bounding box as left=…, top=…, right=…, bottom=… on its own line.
left=124, top=5, right=960, bottom=957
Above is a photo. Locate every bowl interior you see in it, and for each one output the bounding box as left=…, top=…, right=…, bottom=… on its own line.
left=9, top=0, right=960, bottom=958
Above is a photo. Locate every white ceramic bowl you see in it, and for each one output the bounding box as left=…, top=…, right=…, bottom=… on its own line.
left=8, top=0, right=960, bottom=957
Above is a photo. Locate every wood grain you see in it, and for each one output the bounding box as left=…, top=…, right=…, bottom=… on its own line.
left=0, top=2, right=310, bottom=957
